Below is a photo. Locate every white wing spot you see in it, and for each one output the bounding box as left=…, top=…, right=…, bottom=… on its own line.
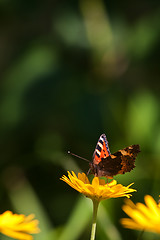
left=98, top=142, right=103, bottom=149
left=96, top=149, right=101, bottom=155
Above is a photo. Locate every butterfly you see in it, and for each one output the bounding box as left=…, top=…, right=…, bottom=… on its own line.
left=89, top=134, right=140, bottom=178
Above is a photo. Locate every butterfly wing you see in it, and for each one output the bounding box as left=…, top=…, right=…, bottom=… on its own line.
left=97, top=144, right=140, bottom=178
left=92, top=134, right=111, bottom=164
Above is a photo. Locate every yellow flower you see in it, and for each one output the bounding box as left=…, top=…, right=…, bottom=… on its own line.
left=60, top=171, right=136, bottom=202
left=121, top=195, right=160, bottom=234
left=0, top=211, right=40, bottom=240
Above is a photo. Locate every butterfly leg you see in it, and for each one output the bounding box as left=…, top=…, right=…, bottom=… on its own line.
left=107, top=178, right=109, bottom=185
left=87, top=168, right=91, bottom=175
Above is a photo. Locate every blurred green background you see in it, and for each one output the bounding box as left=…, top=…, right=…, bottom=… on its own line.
left=0, top=0, right=160, bottom=239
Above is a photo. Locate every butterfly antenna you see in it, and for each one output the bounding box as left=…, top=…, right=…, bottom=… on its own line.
left=68, top=151, right=90, bottom=162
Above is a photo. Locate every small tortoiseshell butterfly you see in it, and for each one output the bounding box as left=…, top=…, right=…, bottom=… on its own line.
left=89, top=134, right=140, bottom=178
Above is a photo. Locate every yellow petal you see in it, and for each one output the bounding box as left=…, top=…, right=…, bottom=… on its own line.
left=1, top=229, right=33, bottom=240
left=61, top=171, right=136, bottom=201
left=0, top=211, right=40, bottom=239
left=144, top=195, right=160, bottom=217
left=120, top=218, right=144, bottom=230
left=121, top=195, right=160, bottom=234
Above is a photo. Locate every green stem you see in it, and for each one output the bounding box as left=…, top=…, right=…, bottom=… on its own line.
left=90, top=199, right=99, bottom=240
left=137, top=230, right=144, bottom=240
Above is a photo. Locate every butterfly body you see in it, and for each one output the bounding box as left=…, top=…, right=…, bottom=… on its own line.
left=90, top=134, right=140, bottom=178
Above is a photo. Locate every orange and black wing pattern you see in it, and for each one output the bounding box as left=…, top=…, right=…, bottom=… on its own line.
left=90, top=134, right=140, bottom=178
left=92, top=134, right=111, bottom=164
